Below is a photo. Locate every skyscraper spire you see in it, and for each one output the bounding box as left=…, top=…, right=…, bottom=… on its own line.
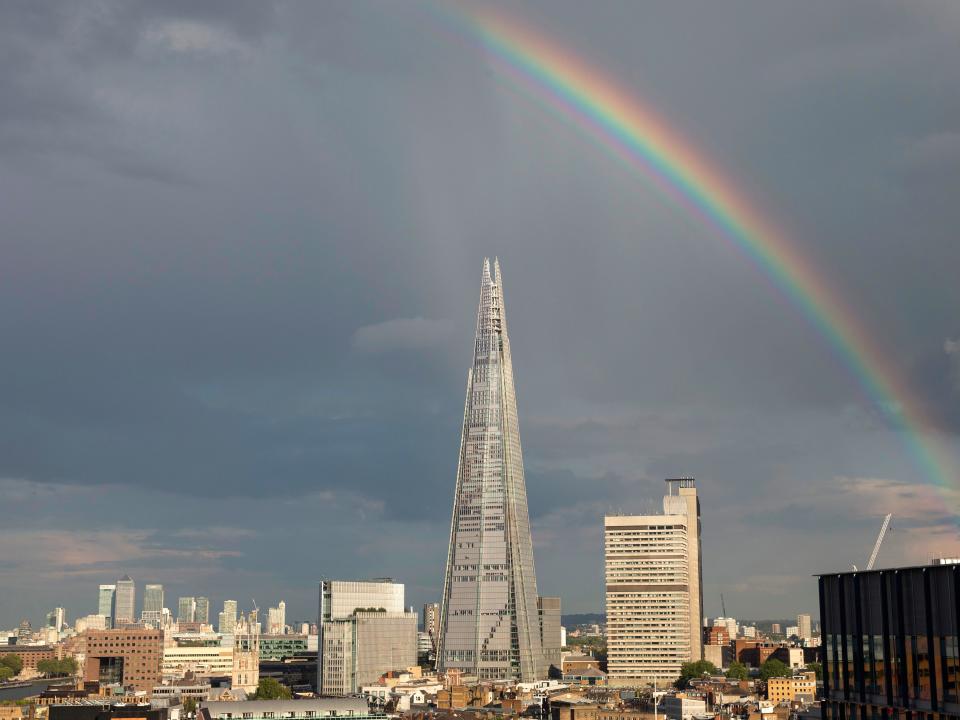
left=438, top=258, right=545, bottom=681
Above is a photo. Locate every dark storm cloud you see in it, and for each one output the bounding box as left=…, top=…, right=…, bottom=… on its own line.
left=2, top=0, right=959, bottom=626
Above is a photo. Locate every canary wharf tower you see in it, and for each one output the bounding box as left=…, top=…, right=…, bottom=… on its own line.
left=438, top=258, right=546, bottom=681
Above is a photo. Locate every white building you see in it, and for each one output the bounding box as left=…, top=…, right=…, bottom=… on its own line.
left=318, top=580, right=417, bottom=695
left=797, top=614, right=812, bottom=640
left=162, top=646, right=235, bottom=678
left=605, top=479, right=703, bottom=686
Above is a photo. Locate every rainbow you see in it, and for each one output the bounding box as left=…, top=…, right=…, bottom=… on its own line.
left=452, top=6, right=956, bottom=495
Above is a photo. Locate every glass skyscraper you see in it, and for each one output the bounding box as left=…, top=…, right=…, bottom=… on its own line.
left=437, top=258, right=545, bottom=682
left=114, top=575, right=135, bottom=626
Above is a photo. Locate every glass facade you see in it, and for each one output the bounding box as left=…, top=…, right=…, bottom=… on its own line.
left=437, top=258, right=544, bottom=682
left=819, top=563, right=960, bottom=720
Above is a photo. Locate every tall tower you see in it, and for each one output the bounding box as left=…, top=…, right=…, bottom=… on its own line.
left=438, top=258, right=544, bottom=682
left=114, top=575, right=136, bottom=626
left=604, top=478, right=703, bottom=686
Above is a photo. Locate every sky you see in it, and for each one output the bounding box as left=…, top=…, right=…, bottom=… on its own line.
left=2, top=0, right=960, bottom=629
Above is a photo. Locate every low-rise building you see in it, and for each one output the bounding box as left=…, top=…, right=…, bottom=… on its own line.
left=766, top=672, right=816, bottom=704
left=162, top=646, right=234, bottom=678
left=199, top=699, right=382, bottom=720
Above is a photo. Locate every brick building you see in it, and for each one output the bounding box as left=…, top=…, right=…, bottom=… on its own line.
left=83, top=629, right=162, bottom=693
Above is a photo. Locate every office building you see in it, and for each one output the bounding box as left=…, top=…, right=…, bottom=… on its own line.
left=437, top=258, right=545, bottom=682
left=219, top=600, right=238, bottom=635
left=178, top=597, right=196, bottom=624
left=605, top=478, right=703, bottom=686
left=772, top=623, right=782, bottom=635
left=99, top=585, right=117, bottom=629
left=267, top=601, right=286, bottom=635
left=539, top=597, right=563, bottom=672
left=318, top=579, right=417, bottom=695
left=162, top=645, right=234, bottom=678
left=796, top=613, right=812, bottom=640
left=84, top=628, right=163, bottom=692
left=46, top=607, right=66, bottom=633
left=142, top=584, right=164, bottom=626
left=113, top=576, right=136, bottom=626
left=195, top=597, right=210, bottom=625
left=819, top=562, right=960, bottom=720
left=422, top=603, right=440, bottom=648
left=259, top=635, right=308, bottom=661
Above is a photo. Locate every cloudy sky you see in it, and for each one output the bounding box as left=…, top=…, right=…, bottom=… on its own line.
left=2, top=0, right=960, bottom=629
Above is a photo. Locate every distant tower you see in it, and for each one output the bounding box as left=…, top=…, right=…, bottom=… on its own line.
left=114, top=576, right=136, bottom=626
left=219, top=600, right=238, bottom=635
left=142, top=584, right=164, bottom=626
left=98, top=584, right=117, bottom=629
left=178, top=597, right=196, bottom=624
left=195, top=597, right=210, bottom=625
left=437, top=258, right=546, bottom=681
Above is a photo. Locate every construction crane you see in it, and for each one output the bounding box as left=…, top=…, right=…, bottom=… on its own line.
left=721, top=593, right=727, bottom=618
left=852, top=513, right=893, bottom=571
left=866, top=513, right=893, bottom=570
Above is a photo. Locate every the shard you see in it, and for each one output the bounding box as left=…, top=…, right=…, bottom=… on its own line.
left=437, top=258, right=545, bottom=681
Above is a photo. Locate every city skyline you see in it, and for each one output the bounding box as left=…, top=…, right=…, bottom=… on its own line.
left=3, top=1, right=960, bottom=629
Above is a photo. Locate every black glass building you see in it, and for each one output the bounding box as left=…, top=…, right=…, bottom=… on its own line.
left=819, top=562, right=960, bottom=720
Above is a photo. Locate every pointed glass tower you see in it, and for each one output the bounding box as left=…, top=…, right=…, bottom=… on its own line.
left=438, top=258, right=544, bottom=681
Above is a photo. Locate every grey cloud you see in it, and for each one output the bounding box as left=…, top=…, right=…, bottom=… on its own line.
left=3, top=0, right=960, bottom=626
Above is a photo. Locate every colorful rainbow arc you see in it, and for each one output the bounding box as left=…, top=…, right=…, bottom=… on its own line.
left=457, top=7, right=955, bottom=495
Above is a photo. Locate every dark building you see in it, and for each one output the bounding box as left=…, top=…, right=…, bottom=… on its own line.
left=819, top=562, right=960, bottom=720
left=48, top=705, right=167, bottom=720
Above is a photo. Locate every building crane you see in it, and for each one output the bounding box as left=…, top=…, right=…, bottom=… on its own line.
left=852, top=513, right=893, bottom=571
left=721, top=593, right=727, bottom=618
left=866, top=513, right=893, bottom=571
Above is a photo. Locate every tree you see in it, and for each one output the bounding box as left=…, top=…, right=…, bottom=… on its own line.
left=726, top=661, right=749, bottom=681
left=675, top=660, right=719, bottom=689
left=0, top=655, right=22, bottom=676
left=0, top=666, right=13, bottom=682
left=254, top=678, right=292, bottom=700
left=182, top=697, right=198, bottom=715
left=805, top=662, right=822, bottom=680
left=759, top=658, right=790, bottom=681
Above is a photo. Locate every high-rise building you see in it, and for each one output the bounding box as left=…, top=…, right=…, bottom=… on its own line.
left=797, top=613, right=812, bottom=640
left=114, top=576, right=136, bottom=626
left=318, top=580, right=417, bottom=695
left=538, top=597, right=562, bottom=673
left=195, top=597, right=210, bottom=625
left=818, top=562, right=960, bottom=720
left=98, top=585, right=116, bottom=629
left=267, top=601, right=286, bottom=635
left=437, top=258, right=546, bottom=682
left=219, top=600, right=238, bottom=635
left=46, top=608, right=66, bottom=633
left=772, top=623, right=782, bottom=635
left=142, top=584, right=164, bottom=626
left=178, top=597, right=196, bottom=624
left=422, top=602, right=440, bottom=648
left=605, top=478, right=703, bottom=686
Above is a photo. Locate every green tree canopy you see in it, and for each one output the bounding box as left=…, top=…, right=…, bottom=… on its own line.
left=726, top=661, right=749, bottom=681
left=0, top=666, right=14, bottom=682
left=36, top=658, right=78, bottom=677
left=254, top=678, right=292, bottom=700
left=759, top=658, right=790, bottom=681
left=675, top=660, right=719, bottom=689
left=805, top=662, right=822, bottom=680
left=182, top=697, right=198, bottom=714
left=0, top=655, right=23, bottom=676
